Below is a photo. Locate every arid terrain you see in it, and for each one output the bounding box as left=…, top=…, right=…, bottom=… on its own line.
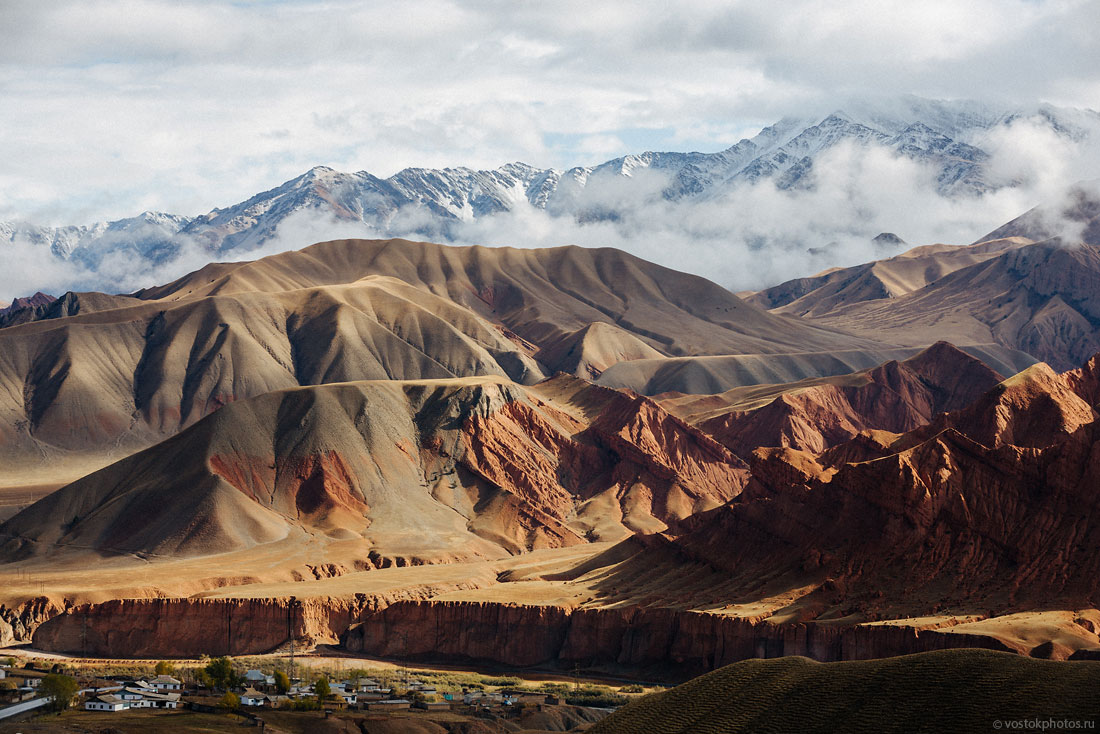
left=3, top=215, right=1100, bottom=683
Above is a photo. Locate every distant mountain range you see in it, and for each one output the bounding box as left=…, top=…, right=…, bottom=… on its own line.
left=3, top=97, right=1098, bottom=292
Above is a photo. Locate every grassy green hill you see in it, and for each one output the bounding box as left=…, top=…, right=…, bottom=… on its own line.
left=590, top=649, right=1100, bottom=734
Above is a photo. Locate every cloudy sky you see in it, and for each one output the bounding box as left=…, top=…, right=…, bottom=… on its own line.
left=2, top=0, right=1099, bottom=226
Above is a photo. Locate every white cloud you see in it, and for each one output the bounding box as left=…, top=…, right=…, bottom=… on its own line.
left=1, top=0, right=1099, bottom=302
left=1, top=0, right=1097, bottom=226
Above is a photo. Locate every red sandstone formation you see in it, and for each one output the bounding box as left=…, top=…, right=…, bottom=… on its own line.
left=31, top=597, right=377, bottom=658
left=0, top=376, right=746, bottom=561
left=693, top=342, right=1004, bottom=458
left=33, top=596, right=1013, bottom=675
left=665, top=357, right=1100, bottom=619
left=341, top=601, right=1014, bottom=676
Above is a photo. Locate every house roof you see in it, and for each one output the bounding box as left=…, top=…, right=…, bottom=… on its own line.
left=122, top=687, right=180, bottom=701
left=151, top=675, right=181, bottom=684
left=95, top=694, right=125, bottom=704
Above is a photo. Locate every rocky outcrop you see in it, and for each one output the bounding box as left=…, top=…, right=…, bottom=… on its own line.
left=0, top=291, right=56, bottom=328
left=665, top=359, right=1100, bottom=618
left=0, top=596, right=66, bottom=643
left=341, top=600, right=1015, bottom=677
left=695, top=342, right=1004, bottom=458
left=32, top=596, right=380, bottom=658
left=29, top=592, right=1024, bottom=672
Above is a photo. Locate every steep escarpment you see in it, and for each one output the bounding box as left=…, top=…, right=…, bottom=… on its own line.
left=340, top=600, right=1017, bottom=676
left=31, top=595, right=1019, bottom=671
left=0, top=375, right=746, bottom=562
left=32, top=596, right=378, bottom=657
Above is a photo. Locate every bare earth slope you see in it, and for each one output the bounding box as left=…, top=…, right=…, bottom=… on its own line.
left=747, top=236, right=1032, bottom=315
left=137, top=238, right=871, bottom=358
left=0, top=239, right=877, bottom=483
left=806, top=241, right=1100, bottom=371
left=595, top=343, right=1034, bottom=396
left=0, top=375, right=745, bottom=562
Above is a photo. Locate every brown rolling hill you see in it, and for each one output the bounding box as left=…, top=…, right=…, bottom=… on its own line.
left=744, top=190, right=1100, bottom=372
left=590, top=649, right=1100, bottom=734
left=137, top=238, right=871, bottom=357
left=0, top=238, right=884, bottom=484
left=594, top=342, right=1034, bottom=396
left=802, top=240, right=1100, bottom=371
left=0, top=374, right=746, bottom=562
left=979, top=181, right=1100, bottom=245
left=746, top=236, right=1032, bottom=315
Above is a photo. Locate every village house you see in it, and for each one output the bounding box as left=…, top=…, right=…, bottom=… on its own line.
left=85, top=694, right=128, bottom=712
left=116, top=681, right=181, bottom=709
left=244, top=669, right=275, bottom=689
left=150, top=674, right=182, bottom=691
left=85, top=681, right=180, bottom=712
left=342, top=677, right=381, bottom=693
left=414, top=699, right=451, bottom=711
left=240, top=688, right=266, bottom=707
left=265, top=693, right=289, bottom=708
left=85, top=694, right=127, bottom=712
left=364, top=698, right=411, bottom=711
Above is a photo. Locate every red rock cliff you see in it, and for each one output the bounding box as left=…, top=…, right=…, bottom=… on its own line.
left=341, top=600, right=1015, bottom=677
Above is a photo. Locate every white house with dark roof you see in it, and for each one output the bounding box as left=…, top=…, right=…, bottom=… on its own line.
left=150, top=675, right=181, bottom=690
left=118, top=683, right=180, bottom=709
left=85, top=694, right=128, bottom=712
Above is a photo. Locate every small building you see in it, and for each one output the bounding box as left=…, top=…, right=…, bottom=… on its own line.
left=414, top=700, right=451, bottom=711
left=150, top=675, right=182, bottom=690
left=365, top=699, right=411, bottom=711
left=118, top=684, right=180, bottom=709
left=244, top=669, right=275, bottom=688
left=337, top=690, right=357, bottom=706
left=265, top=694, right=289, bottom=708
left=240, top=688, right=266, bottom=707
left=86, top=694, right=128, bottom=712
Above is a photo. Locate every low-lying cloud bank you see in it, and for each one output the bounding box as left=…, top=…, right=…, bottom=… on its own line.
left=3, top=115, right=1099, bottom=304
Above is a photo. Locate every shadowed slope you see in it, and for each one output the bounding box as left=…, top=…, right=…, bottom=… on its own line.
left=590, top=650, right=1100, bottom=734
left=653, top=352, right=1100, bottom=619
